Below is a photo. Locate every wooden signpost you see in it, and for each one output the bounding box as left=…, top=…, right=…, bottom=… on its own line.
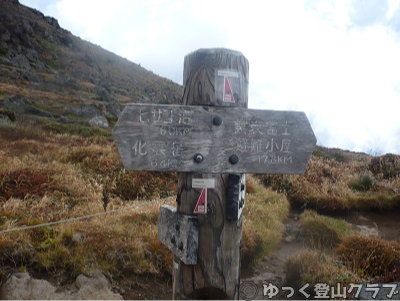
left=112, top=104, right=315, bottom=174
left=113, top=48, right=317, bottom=300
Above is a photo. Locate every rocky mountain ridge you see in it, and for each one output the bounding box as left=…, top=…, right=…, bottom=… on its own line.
left=0, top=0, right=183, bottom=126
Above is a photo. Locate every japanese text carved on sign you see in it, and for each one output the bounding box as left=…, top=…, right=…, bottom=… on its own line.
left=112, top=104, right=317, bottom=174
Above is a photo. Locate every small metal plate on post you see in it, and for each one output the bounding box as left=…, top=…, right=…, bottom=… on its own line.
left=215, top=69, right=244, bottom=106
left=192, top=178, right=215, bottom=189
left=226, top=174, right=246, bottom=221
left=158, top=205, right=198, bottom=265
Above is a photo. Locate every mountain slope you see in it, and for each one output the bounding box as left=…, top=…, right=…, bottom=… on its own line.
left=0, top=0, right=182, bottom=124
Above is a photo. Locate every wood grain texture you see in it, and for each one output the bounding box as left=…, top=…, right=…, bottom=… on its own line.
left=173, top=48, right=249, bottom=300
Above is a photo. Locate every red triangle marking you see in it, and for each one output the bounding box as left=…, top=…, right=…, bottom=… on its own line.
left=193, top=188, right=207, bottom=214
left=223, top=76, right=235, bottom=103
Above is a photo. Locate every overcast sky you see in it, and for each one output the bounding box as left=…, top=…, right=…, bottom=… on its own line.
left=20, top=0, right=400, bottom=155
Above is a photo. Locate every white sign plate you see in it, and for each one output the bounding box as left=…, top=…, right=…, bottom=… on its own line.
left=192, top=178, right=215, bottom=189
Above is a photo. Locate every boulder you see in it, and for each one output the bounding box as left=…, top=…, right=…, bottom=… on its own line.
left=0, top=272, right=57, bottom=300
left=71, top=105, right=102, bottom=119
left=0, top=271, right=123, bottom=300
left=96, top=85, right=114, bottom=103
left=105, top=102, right=121, bottom=118
left=24, top=104, right=54, bottom=118
left=10, top=54, right=31, bottom=69
left=69, top=270, right=122, bottom=300
left=21, top=19, right=33, bottom=34
left=1, top=30, right=11, bottom=42
left=61, top=35, right=73, bottom=47
left=24, top=48, right=38, bottom=62
left=96, top=85, right=121, bottom=118
left=45, top=16, right=60, bottom=29
left=89, top=115, right=109, bottom=128
left=2, top=95, right=27, bottom=112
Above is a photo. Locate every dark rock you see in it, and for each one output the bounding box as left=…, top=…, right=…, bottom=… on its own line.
left=83, top=54, right=100, bottom=70
left=10, top=54, right=31, bottom=69
left=2, top=95, right=27, bottom=112
left=11, top=35, right=21, bottom=45
left=8, top=69, right=19, bottom=79
left=71, top=105, right=102, bottom=119
left=61, top=35, right=73, bottom=47
left=59, top=115, right=69, bottom=123
left=1, top=30, right=11, bottom=42
left=22, top=19, right=33, bottom=34
left=13, top=23, right=23, bottom=37
left=20, top=32, right=32, bottom=48
left=45, top=16, right=59, bottom=29
left=24, top=48, right=38, bottom=62
left=22, top=71, right=41, bottom=82
left=63, top=80, right=81, bottom=90
left=42, top=28, right=50, bottom=39
left=96, top=85, right=115, bottom=103
left=46, top=34, right=55, bottom=43
left=24, top=105, right=54, bottom=118
left=105, top=102, right=121, bottom=118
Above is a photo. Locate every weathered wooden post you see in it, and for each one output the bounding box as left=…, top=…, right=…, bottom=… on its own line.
left=112, top=48, right=317, bottom=300
left=172, top=48, right=248, bottom=299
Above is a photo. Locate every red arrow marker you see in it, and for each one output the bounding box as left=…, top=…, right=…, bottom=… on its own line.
left=193, top=188, right=207, bottom=214
left=223, top=76, right=235, bottom=103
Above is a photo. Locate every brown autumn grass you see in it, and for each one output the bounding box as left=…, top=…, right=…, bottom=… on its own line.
left=285, top=210, right=400, bottom=296
left=260, top=148, right=400, bottom=213
left=0, top=120, right=290, bottom=285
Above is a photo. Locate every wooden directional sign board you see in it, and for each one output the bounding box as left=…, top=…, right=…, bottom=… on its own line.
left=112, top=103, right=317, bottom=174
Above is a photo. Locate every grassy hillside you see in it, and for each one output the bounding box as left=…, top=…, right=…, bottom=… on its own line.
left=0, top=0, right=182, bottom=128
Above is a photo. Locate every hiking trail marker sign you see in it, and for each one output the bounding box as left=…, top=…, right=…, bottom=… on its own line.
left=112, top=105, right=316, bottom=175
left=112, top=48, right=317, bottom=300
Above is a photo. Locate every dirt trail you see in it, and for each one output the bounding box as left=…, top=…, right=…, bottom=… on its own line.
left=240, top=208, right=400, bottom=300
left=240, top=211, right=306, bottom=300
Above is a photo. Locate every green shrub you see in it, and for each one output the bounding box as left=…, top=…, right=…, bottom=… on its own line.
left=301, top=210, right=354, bottom=249
left=348, top=175, right=376, bottom=191
left=0, top=108, right=16, bottom=122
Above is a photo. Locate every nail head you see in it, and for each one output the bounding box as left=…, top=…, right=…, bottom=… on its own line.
left=194, top=153, right=203, bottom=163
left=213, top=116, right=222, bottom=126
left=229, top=154, right=239, bottom=165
